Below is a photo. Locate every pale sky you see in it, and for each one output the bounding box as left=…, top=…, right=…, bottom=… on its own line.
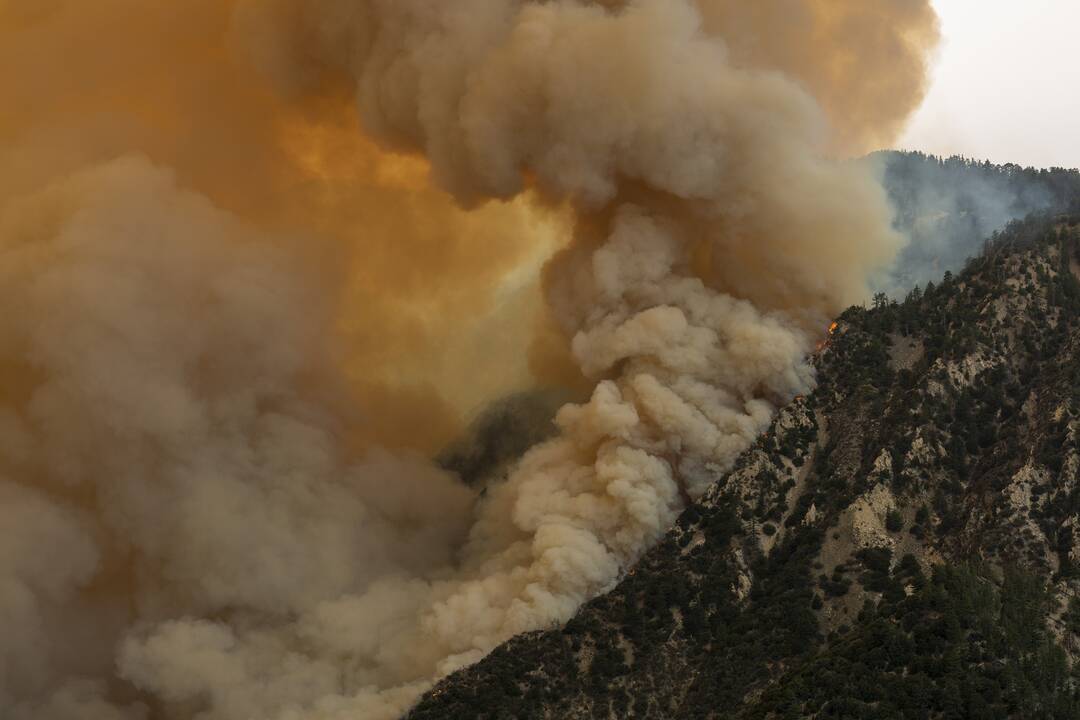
left=899, top=0, right=1080, bottom=170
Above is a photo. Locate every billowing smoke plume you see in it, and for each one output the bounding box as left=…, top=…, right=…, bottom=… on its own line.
left=691, top=1, right=940, bottom=155
left=0, top=1, right=937, bottom=718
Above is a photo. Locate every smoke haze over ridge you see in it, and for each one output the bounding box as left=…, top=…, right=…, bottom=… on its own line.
left=872, top=150, right=1080, bottom=297
left=0, top=1, right=937, bottom=718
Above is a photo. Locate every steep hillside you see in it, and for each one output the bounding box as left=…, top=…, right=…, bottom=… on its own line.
left=406, top=214, right=1080, bottom=720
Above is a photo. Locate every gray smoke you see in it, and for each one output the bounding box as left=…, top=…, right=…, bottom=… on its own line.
left=871, top=151, right=1080, bottom=296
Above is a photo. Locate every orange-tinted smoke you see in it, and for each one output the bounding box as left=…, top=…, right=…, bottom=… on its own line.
left=693, top=0, right=941, bottom=155
left=0, top=0, right=571, bottom=452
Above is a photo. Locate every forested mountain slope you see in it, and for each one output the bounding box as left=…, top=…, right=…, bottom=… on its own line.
left=875, top=151, right=1080, bottom=296
left=407, top=214, right=1080, bottom=720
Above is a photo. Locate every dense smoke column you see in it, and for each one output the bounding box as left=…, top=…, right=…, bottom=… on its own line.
left=247, top=0, right=935, bottom=315
left=0, top=1, right=937, bottom=718
left=692, top=0, right=940, bottom=154
left=0, top=158, right=479, bottom=720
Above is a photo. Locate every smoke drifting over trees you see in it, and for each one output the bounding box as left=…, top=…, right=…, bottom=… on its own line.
left=0, top=1, right=937, bottom=718
left=874, top=151, right=1080, bottom=296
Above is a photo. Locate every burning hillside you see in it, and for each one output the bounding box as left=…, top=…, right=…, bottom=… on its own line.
left=0, top=2, right=937, bottom=718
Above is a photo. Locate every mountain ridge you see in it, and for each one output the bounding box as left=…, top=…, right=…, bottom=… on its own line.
left=406, top=213, right=1080, bottom=719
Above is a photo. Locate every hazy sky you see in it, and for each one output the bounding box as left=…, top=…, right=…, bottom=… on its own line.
left=899, top=0, right=1080, bottom=170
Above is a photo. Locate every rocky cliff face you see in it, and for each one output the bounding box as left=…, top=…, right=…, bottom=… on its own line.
left=406, top=214, right=1080, bottom=720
